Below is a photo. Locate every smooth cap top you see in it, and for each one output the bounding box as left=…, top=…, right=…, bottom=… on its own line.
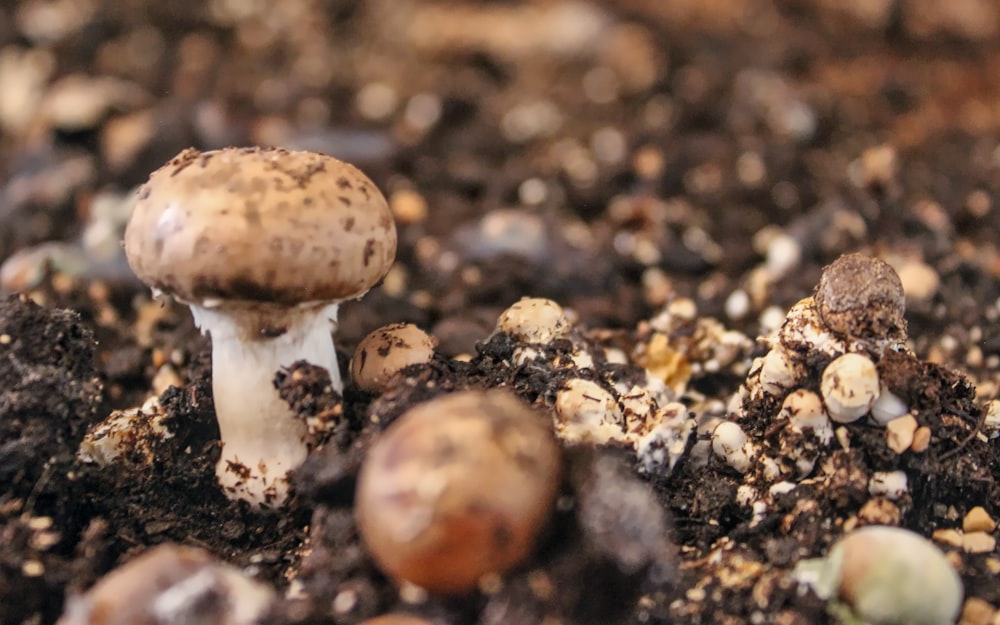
left=351, top=322, right=437, bottom=393
left=814, top=253, right=906, bottom=341
left=124, top=146, right=397, bottom=306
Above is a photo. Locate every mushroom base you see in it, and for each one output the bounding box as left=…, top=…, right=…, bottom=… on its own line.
left=191, top=302, right=341, bottom=508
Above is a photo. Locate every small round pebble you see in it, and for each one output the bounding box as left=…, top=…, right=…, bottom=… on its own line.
left=896, top=260, right=940, bottom=304
left=351, top=323, right=437, bottom=393
left=781, top=389, right=833, bottom=444
left=869, top=386, right=908, bottom=425
left=814, top=254, right=907, bottom=340
left=868, top=470, right=908, bottom=499
left=355, top=389, right=562, bottom=594
left=712, top=421, right=753, bottom=473
left=821, top=353, right=880, bottom=423
left=758, top=347, right=802, bottom=396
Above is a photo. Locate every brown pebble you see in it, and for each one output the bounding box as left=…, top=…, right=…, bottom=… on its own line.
left=389, top=189, right=429, bottom=224
left=910, top=426, right=932, bottom=453
left=814, top=253, right=907, bottom=341
left=355, top=389, right=562, bottom=594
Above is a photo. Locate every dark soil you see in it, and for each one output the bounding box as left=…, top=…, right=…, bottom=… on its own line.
left=3, top=1, right=1000, bottom=624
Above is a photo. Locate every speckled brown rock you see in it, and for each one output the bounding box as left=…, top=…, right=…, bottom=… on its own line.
left=124, top=146, right=396, bottom=306
left=355, top=389, right=562, bottom=595
left=814, top=253, right=907, bottom=341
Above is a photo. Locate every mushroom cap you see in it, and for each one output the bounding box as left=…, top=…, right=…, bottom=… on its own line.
left=351, top=322, right=437, bottom=393
left=57, top=543, right=275, bottom=625
left=355, top=389, right=562, bottom=594
left=124, top=146, right=397, bottom=306
left=814, top=253, right=906, bottom=341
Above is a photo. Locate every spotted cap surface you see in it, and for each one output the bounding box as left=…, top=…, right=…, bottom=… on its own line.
left=124, top=146, right=397, bottom=305
left=814, top=253, right=906, bottom=341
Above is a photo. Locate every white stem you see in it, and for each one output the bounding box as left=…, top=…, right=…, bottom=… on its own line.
left=189, top=302, right=340, bottom=507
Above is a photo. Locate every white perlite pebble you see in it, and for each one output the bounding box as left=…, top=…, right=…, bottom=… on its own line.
left=554, top=378, right=624, bottom=444
left=636, top=403, right=694, bottom=475
left=778, top=297, right=845, bottom=356
left=764, top=232, right=802, bottom=279
left=982, top=399, right=1000, bottom=439
left=78, top=396, right=172, bottom=466
left=869, top=470, right=908, bottom=499
left=497, top=297, right=571, bottom=344
left=869, top=385, right=908, bottom=425
left=619, top=385, right=657, bottom=434
left=712, top=421, right=754, bottom=473
left=781, top=389, right=833, bottom=445
left=758, top=347, right=802, bottom=397
left=821, top=353, right=880, bottom=423
left=758, top=305, right=786, bottom=336
left=769, top=481, right=797, bottom=497
left=797, top=526, right=962, bottom=625
left=724, top=289, right=751, bottom=321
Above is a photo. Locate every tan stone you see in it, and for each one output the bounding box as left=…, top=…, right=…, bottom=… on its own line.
left=964, top=506, right=997, bottom=534
left=959, top=597, right=995, bottom=625
left=911, top=426, right=932, bottom=453
left=962, top=531, right=997, bottom=554
left=932, top=528, right=964, bottom=549
left=886, top=414, right=918, bottom=454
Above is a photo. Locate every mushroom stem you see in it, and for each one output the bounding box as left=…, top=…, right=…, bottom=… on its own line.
left=190, top=302, right=341, bottom=507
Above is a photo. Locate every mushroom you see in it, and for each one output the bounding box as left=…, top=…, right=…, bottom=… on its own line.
left=814, top=253, right=907, bottom=342
left=57, top=543, right=275, bottom=625
left=355, top=389, right=562, bottom=594
left=350, top=322, right=436, bottom=393
left=124, top=146, right=396, bottom=507
left=796, top=526, right=962, bottom=625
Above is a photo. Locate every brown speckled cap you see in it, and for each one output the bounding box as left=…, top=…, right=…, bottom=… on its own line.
left=124, top=146, right=397, bottom=305
left=814, top=253, right=906, bottom=340
left=351, top=322, right=437, bottom=393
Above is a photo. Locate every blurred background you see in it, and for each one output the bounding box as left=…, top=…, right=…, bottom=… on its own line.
left=1, top=0, right=999, bottom=356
